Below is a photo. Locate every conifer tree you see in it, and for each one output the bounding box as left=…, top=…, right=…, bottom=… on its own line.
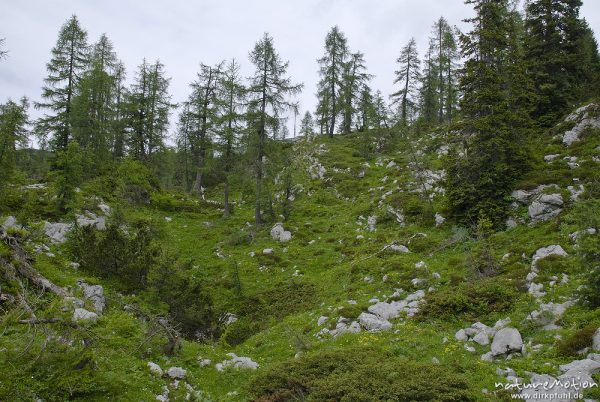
left=127, top=59, right=172, bottom=161
left=316, top=26, right=349, bottom=137
left=340, top=52, right=371, bottom=134
left=525, top=0, right=600, bottom=125
left=391, top=38, right=421, bottom=126
left=215, top=58, right=245, bottom=217
left=35, top=15, right=89, bottom=151
left=186, top=62, right=223, bottom=195
left=71, top=34, right=118, bottom=167
left=446, top=0, right=531, bottom=227
left=299, top=111, right=315, bottom=140
left=0, top=97, right=29, bottom=183
left=0, top=38, right=7, bottom=61
left=111, top=61, right=128, bottom=158
left=247, top=33, right=302, bottom=225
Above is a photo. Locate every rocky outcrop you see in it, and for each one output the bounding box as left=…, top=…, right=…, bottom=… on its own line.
left=72, top=308, right=98, bottom=322
left=528, top=193, right=563, bottom=223
left=44, top=222, right=71, bottom=244
left=562, top=103, right=600, bottom=146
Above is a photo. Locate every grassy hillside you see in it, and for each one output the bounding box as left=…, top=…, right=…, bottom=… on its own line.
left=1, top=103, right=600, bottom=401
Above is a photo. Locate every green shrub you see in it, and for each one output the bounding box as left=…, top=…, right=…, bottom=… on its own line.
left=248, top=347, right=475, bottom=401
left=220, top=317, right=260, bottom=346
left=416, top=278, right=517, bottom=321
left=556, top=325, right=597, bottom=356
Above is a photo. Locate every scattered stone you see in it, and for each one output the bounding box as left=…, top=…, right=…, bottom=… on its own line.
left=435, top=213, right=445, bottom=227
left=528, top=194, right=563, bottom=223
left=262, top=248, right=274, bottom=255
left=473, top=331, right=490, bottom=346
left=532, top=245, right=568, bottom=269
left=44, top=222, right=71, bottom=244
left=570, top=228, right=597, bottom=242
left=76, top=212, right=106, bottom=230
left=2, top=216, right=22, bottom=230
left=164, top=216, right=172, bottom=222
left=98, top=203, right=111, bottom=215
left=223, top=313, right=238, bottom=325
left=77, top=280, right=105, bottom=314
left=72, top=308, right=98, bottom=322
left=317, top=316, right=328, bottom=326
left=147, top=362, right=163, bottom=376
left=270, top=223, right=292, bottom=242
left=198, top=358, right=211, bottom=367
left=568, top=185, right=585, bottom=201
left=491, top=328, right=523, bottom=356
left=544, top=154, right=561, bottom=162
left=594, top=328, right=600, bottom=351
left=389, top=244, right=409, bottom=253
left=367, top=216, right=377, bottom=232
left=464, top=344, right=476, bottom=353
left=166, top=367, right=186, bottom=379
left=455, top=329, right=468, bottom=342
left=358, top=312, right=392, bottom=331
left=216, top=353, right=259, bottom=371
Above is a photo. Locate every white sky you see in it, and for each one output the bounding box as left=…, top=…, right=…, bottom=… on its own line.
left=1, top=0, right=599, bottom=142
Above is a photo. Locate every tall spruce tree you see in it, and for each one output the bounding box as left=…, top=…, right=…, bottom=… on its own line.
left=391, top=38, right=421, bottom=126
left=446, top=0, right=531, bottom=227
left=316, top=26, right=349, bottom=138
left=525, top=0, right=600, bottom=125
left=35, top=15, right=89, bottom=151
left=247, top=33, right=302, bottom=225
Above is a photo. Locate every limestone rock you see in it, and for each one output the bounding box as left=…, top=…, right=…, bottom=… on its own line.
left=270, top=223, right=292, bottom=242
left=44, top=222, right=71, bottom=244
left=358, top=312, right=392, bottom=331
left=216, top=353, right=259, bottom=371
left=77, top=280, right=106, bottom=314
left=491, top=328, right=523, bottom=356
left=147, top=362, right=163, bottom=376
left=166, top=367, right=186, bottom=379
left=72, top=308, right=98, bottom=322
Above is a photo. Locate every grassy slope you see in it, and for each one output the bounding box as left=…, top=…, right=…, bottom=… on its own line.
left=1, top=109, right=600, bottom=401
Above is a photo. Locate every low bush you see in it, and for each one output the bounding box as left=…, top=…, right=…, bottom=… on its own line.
left=555, top=325, right=597, bottom=357
left=416, top=278, right=517, bottom=321
left=248, top=347, right=475, bottom=401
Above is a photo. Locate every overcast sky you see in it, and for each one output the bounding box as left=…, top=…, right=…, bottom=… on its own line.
left=1, top=0, right=599, bottom=141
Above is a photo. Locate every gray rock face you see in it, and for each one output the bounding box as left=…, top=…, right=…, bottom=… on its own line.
left=491, top=328, right=523, bottom=356
left=562, top=103, right=600, bottom=146
left=73, top=308, right=98, bottom=322
left=166, top=366, right=186, bottom=379
left=44, top=222, right=71, bottom=244
left=78, top=281, right=105, bottom=314
left=270, top=223, right=292, bottom=242
left=358, top=312, right=392, bottom=331
left=528, top=194, right=564, bottom=223
left=559, top=359, right=600, bottom=377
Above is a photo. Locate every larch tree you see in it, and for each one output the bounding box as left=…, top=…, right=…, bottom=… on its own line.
left=247, top=33, right=302, bottom=225
left=299, top=111, right=315, bottom=140
left=187, top=62, right=223, bottom=195
left=111, top=61, right=128, bottom=159
left=71, top=34, right=118, bottom=167
left=127, top=59, right=173, bottom=161
left=35, top=15, right=89, bottom=151
left=391, top=38, right=421, bottom=126
left=215, top=58, right=246, bottom=217
left=340, top=51, right=371, bottom=134
left=316, top=26, right=349, bottom=138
